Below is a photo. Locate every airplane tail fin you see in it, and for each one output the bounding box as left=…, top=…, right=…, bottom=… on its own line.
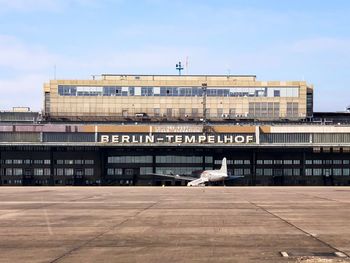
left=219, top=157, right=227, bottom=175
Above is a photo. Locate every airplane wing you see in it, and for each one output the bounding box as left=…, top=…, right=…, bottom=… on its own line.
left=148, top=173, right=196, bottom=181
left=225, top=175, right=245, bottom=181
left=187, top=177, right=208, bottom=186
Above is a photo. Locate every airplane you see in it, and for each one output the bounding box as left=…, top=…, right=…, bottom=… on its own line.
left=151, top=158, right=244, bottom=186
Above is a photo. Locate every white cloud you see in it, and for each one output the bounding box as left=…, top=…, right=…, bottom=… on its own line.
left=0, top=34, right=207, bottom=110
left=1, top=32, right=350, bottom=112
left=0, top=35, right=60, bottom=72
left=81, top=46, right=207, bottom=73
left=0, top=35, right=61, bottom=110
left=0, top=74, right=46, bottom=111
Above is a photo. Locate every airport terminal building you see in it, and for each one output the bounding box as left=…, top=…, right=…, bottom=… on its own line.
left=44, top=74, right=313, bottom=121
left=1, top=74, right=350, bottom=186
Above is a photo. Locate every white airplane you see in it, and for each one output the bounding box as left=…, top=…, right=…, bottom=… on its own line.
left=152, top=158, right=244, bottom=186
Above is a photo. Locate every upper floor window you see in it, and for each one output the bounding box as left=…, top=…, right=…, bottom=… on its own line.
left=57, top=85, right=299, bottom=98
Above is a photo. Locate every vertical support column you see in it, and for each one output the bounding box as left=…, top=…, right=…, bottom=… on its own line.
left=302, top=150, right=306, bottom=185
left=99, top=147, right=106, bottom=186
left=253, top=127, right=260, bottom=186
left=95, top=125, right=98, bottom=143
left=252, top=150, right=256, bottom=186
left=202, top=155, right=206, bottom=171
left=152, top=154, right=156, bottom=186
left=255, top=126, right=260, bottom=145
left=49, top=146, right=54, bottom=186
left=152, top=154, right=156, bottom=174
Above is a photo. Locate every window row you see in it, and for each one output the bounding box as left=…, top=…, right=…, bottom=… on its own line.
left=55, top=160, right=95, bottom=165
left=4, top=179, right=103, bottom=185
left=305, top=160, right=350, bottom=165
left=256, top=169, right=301, bottom=176
left=256, top=160, right=350, bottom=165
left=155, top=167, right=207, bottom=176
left=52, top=179, right=101, bottom=185
left=1, top=159, right=51, bottom=165
left=230, top=169, right=251, bottom=175
left=156, top=156, right=203, bottom=164
left=254, top=168, right=350, bottom=176
left=3, top=168, right=51, bottom=176
left=256, top=160, right=301, bottom=165
left=0, top=159, right=96, bottom=165
left=305, top=168, right=350, bottom=176
left=107, top=156, right=213, bottom=164
left=2, top=179, right=22, bottom=185
left=215, top=159, right=251, bottom=165
left=248, top=102, right=281, bottom=118
left=55, top=168, right=94, bottom=176
left=58, top=85, right=299, bottom=98
left=107, top=168, right=123, bottom=176
left=108, top=156, right=153, bottom=164
left=106, top=167, right=154, bottom=176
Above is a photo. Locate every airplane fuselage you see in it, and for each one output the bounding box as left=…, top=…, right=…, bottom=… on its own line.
left=187, top=170, right=228, bottom=186
left=201, top=171, right=228, bottom=182
left=153, top=157, right=235, bottom=187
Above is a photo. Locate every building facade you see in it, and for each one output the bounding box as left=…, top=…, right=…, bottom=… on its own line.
left=2, top=74, right=350, bottom=187
left=44, top=75, right=313, bottom=121
left=1, top=123, right=350, bottom=186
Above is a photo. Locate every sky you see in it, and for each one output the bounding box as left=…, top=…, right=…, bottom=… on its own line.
left=0, top=0, right=350, bottom=111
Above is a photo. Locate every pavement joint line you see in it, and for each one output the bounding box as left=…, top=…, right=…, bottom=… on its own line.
left=0, top=193, right=106, bottom=219
left=298, top=193, right=343, bottom=203
left=49, top=200, right=160, bottom=263
left=248, top=201, right=350, bottom=259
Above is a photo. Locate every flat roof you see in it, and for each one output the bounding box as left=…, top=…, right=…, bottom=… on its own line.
left=101, top=74, right=257, bottom=77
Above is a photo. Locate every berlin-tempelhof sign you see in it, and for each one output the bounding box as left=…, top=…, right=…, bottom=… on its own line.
left=100, top=134, right=255, bottom=144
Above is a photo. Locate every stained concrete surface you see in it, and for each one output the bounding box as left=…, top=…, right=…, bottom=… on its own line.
left=0, top=187, right=349, bottom=263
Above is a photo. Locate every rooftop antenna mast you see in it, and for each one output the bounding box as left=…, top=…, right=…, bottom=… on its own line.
left=176, top=61, right=184, bottom=75
left=91, top=75, right=99, bottom=80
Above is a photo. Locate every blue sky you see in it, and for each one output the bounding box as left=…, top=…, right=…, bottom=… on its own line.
left=1, top=0, right=350, bottom=111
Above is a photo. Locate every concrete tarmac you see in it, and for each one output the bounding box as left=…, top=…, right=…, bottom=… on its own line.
left=0, top=187, right=350, bottom=263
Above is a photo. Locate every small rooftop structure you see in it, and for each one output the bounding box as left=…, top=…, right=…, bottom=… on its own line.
left=12, top=107, right=31, bottom=112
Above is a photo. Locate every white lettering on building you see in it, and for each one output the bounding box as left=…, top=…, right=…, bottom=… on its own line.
left=246, top=135, right=254, bottom=143
left=165, top=135, right=174, bottom=143
left=111, top=135, right=119, bottom=143
left=198, top=135, right=206, bottom=143
left=99, top=134, right=255, bottom=144
left=207, top=135, right=215, bottom=143
left=121, top=135, right=130, bottom=143
left=235, top=136, right=245, bottom=143
left=184, top=136, right=195, bottom=143
left=224, top=135, right=233, bottom=143
left=101, top=135, right=109, bottom=143
left=175, top=135, right=182, bottom=143
left=145, top=135, right=154, bottom=143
